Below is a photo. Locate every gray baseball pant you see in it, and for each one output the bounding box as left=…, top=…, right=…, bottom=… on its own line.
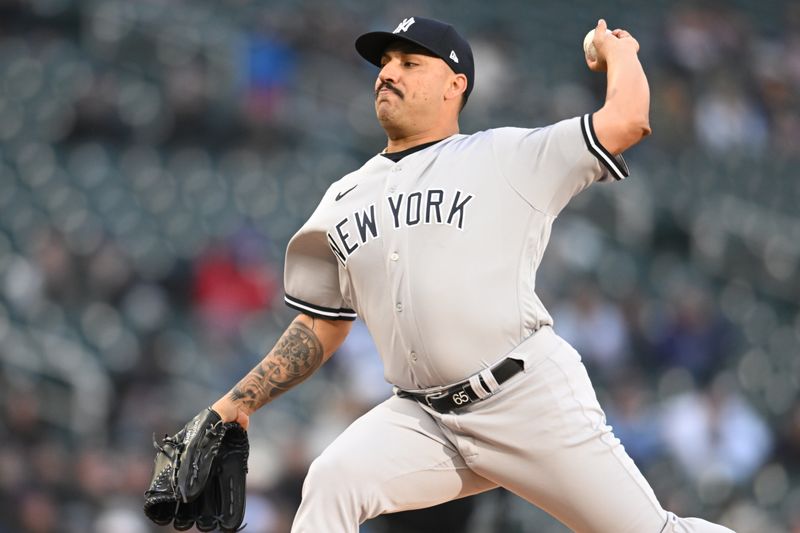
left=291, top=327, right=735, bottom=533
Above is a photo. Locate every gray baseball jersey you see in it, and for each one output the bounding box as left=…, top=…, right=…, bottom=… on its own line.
left=284, top=113, right=736, bottom=533
left=284, top=113, right=627, bottom=391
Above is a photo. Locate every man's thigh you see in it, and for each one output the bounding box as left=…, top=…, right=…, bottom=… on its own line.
left=450, top=344, right=667, bottom=533
left=301, top=394, right=496, bottom=518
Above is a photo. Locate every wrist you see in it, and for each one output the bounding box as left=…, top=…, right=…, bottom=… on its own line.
left=213, top=395, right=252, bottom=420
left=603, top=45, right=637, bottom=63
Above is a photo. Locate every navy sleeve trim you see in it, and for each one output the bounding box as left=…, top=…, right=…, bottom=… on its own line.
left=580, top=113, right=629, bottom=180
left=284, top=294, right=357, bottom=321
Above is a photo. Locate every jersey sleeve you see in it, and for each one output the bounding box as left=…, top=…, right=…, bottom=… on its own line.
left=492, top=113, right=629, bottom=216
left=284, top=205, right=357, bottom=321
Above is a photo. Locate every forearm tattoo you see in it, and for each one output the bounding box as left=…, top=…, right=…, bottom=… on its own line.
left=228, top=320, right=323, bottom=411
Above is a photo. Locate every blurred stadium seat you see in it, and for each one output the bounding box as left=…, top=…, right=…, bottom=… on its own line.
left=0, top=1, right=798, bottom=532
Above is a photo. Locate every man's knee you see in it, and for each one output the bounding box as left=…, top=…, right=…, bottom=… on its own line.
left=301, top=453, right=374, bottom=508
left=296, top=452, right=387, bottom=529
left=291, top=455, right=363, bottom=532
left=304, top=454, right=344, bottom=493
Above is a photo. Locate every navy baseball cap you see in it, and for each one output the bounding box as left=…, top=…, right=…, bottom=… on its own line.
left=355, top=16, right=475, bottom=103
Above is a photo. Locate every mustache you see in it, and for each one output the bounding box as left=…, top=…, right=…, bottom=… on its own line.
left=375, top=81, right=403, bottom=99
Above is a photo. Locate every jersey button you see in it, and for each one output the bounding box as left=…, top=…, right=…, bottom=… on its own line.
left=395, top=302, right=403, bottom=312
left=390, top=252, right=399, bottom=261
left=410, top=351, right=417, bottom=362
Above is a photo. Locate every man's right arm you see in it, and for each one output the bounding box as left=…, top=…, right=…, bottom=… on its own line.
left=212, top=313, right=353, bottom=429
left=588, top=18, right=651, bottom=155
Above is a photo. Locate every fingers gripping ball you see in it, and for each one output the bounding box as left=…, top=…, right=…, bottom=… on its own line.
left=583, top=27, right=613, bottom=62
left=143, top=408, right=250, bottom=532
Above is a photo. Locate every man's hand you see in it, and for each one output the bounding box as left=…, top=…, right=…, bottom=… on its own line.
left=143, top=408, right=249, bottom=532
left=212, top=397, right=251, bottom=431
left=586, top=19, right=640, bottom=72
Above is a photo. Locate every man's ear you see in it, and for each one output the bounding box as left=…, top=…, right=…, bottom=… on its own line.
left=445, top=74, right=468, bottom=102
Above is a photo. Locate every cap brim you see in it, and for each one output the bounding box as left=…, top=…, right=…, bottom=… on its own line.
left=355, top=31, right=435, bottom=68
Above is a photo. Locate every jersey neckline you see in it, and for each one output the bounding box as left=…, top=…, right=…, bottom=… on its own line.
left=380, top=138, right=448, bottom=162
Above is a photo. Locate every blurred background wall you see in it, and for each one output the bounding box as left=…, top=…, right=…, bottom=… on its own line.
left=0, top=0, right=798, bottom=531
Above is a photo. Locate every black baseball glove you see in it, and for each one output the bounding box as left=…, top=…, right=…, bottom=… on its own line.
left=143, top=408, right=249, bottom=532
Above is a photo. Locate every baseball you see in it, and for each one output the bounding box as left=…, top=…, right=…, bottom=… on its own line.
left=583, top=28, right=613, bottom=61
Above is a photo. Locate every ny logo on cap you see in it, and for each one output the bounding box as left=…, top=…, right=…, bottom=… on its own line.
left=449, top=50, right=459, bottom=63
left=393, top=17, right=415, bottom=33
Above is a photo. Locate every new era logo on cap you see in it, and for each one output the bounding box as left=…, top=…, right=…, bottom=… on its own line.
left=355, top=16, right=475, bottom=104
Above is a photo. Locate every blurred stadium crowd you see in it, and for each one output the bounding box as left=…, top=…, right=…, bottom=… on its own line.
left=0, top=0, right=798, bottom=532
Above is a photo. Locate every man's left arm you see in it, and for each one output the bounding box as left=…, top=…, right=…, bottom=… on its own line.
left=588, top=18, right=651, bottom=155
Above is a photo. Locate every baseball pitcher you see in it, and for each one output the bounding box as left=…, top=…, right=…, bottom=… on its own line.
left=147, top=15, right=737, bottom=533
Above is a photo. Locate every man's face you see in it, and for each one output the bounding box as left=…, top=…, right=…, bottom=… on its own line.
left=374, top=42, right=456, bottom=134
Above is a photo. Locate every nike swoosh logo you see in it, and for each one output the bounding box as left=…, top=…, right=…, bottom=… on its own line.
left=335, top=185, right=358, bottom=201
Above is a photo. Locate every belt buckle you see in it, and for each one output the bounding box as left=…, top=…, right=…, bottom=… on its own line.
left=423, top=389, right=450, bottom=410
